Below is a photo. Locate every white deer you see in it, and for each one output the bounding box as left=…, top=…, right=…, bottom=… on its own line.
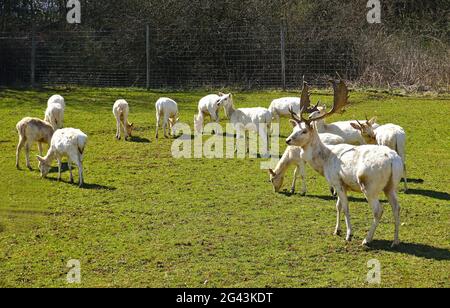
left=155, top=97, right=179, bottom=139
left=351, top=121, right=408, bottom=191
left=15, top=117, right=54, bottom=170
left=37, top=128, right=88, bottom=187
left=44, top=94, right=65, bottom=130
left=194, top=93, right=231, bottom=134
left=268, top=133, right=345, bottom=195
left=268, top=82, right=318, bottom=130
left=222, top=93, right=272, bottom=157
left=286, top=78, right=402, bottom=247
left=113, top=99, right=134, bottom=141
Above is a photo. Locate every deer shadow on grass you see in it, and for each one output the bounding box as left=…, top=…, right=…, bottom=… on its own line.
left=405, top=178, right=425, bottom=184
left=129, top=136, right=151, bottom=144
left=45, top=177, right=116, bottom=191
left=48, top=163, right=69, bottom=174
left=47, top=165, right=116, bottom=191
left=405, top=189, right=450, bottom=201
left=367, top=240, right=450, bottom=261
left=304, top=194, right=388, bottom=204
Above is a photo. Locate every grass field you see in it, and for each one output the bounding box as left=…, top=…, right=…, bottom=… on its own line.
left=0, top=87, right=449, bottom=288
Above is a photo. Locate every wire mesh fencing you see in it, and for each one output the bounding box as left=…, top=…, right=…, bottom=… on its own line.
left=0, top=25, right=361, bottom=89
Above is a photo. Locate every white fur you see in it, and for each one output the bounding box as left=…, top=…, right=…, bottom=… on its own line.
left=113, top=99, right=133, bottom=140
left=37, top=128, right=88, bottom=187
left=375, top=125, right=407, bottom=191
left=155, top=98, right=179, bottom=138
left=269, top=133, right=345, bottom=195
left=16, top=117, right=54, bottom=170
left=194, top=94, right=231, bottom=133
left=222, top=94, right=272, bottom=157
left=44, top=94, right=65, bottom=129
left=268, top=97, right=301, bottom=122
left=351, top=122, right=408, bottom=191
left=310, top=107, right=380, bottom=145
left=287, top=122, right=403, bottom=247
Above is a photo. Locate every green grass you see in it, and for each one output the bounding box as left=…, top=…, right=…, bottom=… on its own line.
left=0, top=87, right=449, bottom=288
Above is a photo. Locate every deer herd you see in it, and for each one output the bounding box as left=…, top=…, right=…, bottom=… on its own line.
left=14, top=76, right=408, bottom=248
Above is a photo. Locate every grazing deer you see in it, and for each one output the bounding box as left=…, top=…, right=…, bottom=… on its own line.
left=286, top=78, right=402, bottom=247
left=155, top=97, right=179, bottom=139
left=113, top=99, right=134, bottom=141
left=268, top=133, right=345, bottom=195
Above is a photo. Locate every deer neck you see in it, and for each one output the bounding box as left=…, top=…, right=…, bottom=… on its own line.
left=313, top=119, right=326, bottom=133
left=42, top=150, right=56, bottom=164
left=301, top=130, right=330, bottom=176
left=224, top=102, right=236, bottom=119
left=274, top=149, right=292, bottom=176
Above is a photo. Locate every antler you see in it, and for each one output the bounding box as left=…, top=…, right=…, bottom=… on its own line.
left=300, top=80, right=319, bottom=114
left=308, top=76, right=349, bottom=123
left=300, top=81, right=311, bottom=110
left=289, top=106, right=311, bottom=126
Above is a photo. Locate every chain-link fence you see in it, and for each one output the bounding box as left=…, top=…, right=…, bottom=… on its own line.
left=1, top=25, right=361, bottom=89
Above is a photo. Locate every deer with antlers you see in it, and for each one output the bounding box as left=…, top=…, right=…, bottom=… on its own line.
left=286, top=77, right=403, bottom=247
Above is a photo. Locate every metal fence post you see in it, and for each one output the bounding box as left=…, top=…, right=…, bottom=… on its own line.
left=146, top=24, right=150, bottom=90
left=30, top=25, right=36, bottom=87
left=280, top=24, right=286, bottom=91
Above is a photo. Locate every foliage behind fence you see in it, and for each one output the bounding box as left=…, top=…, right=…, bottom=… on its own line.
left=0, top=24, right=448, bottom=91
left=0, top=25, right=360, bottom=89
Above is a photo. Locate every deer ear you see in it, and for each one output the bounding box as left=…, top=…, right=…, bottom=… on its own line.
left=350, top=123, right=362, bottom=131
left=368, top=117, right=377, bottom=126
left=218, top=92, right=225, bottom=97
left=268, top=169, right=276, bottom=177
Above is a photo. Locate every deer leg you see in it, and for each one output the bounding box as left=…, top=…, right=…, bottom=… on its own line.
left=403, top=164, right=408, bottom=192
left=258, top=125, right=269, bottom=158
left=209, top=109, right=219, bottom=135
left=169, top=119, right=174, bottom=137
left=336, top=189, right=352, bottom=241
left=334, top=198, right=343, bottom=236
left=76, top=155, right=84, bottom=188
left=123, top=114, right=129, bottom=141
left=363, top=197, right=384, bottom=246
left=155, top=113, right=160, bottom=139
left=38, top=142, right=43, bottom=156
left=25, top=143, right=32, bottom=170
left=385, top=189, right=401, bottom=247
left=163, top=117, right=169, bottom=139
left=292, top=161, right=307, bottom=196
left=116, top=118, right=121, bottom=140
left=68, top=159, right=74, bottom=183
left=16, top=137, right=26, bottom=169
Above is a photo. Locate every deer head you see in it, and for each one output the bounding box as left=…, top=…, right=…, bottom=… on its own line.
left=351, top=116, right=378, bottom=144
